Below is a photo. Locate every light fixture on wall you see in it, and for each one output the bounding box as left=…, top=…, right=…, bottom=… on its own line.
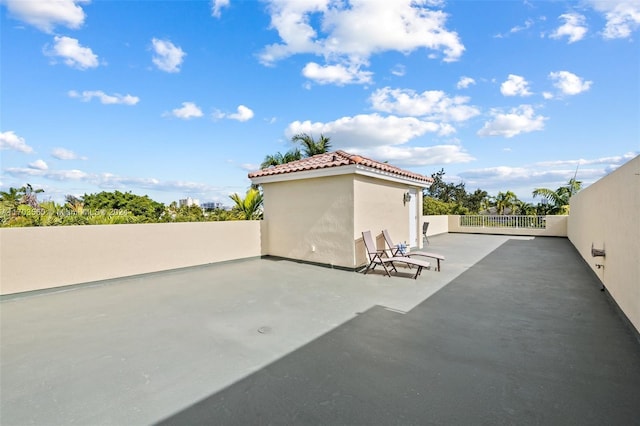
left=403, top=192, right=412, bottom=205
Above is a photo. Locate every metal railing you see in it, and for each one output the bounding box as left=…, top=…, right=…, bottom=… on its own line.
left=459, top=215, right=546, bottom=229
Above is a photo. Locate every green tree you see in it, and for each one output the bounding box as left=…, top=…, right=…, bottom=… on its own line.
left=82, top=191, right=165, bottom=222
left=0, top=184, right=46, bottom=226
left=171, top=205, right=205, bottom=222
left=0, top=186, right=22, bottom=205
left=423, top=197, right=469, bottom=215
left=491, top=191, right=519, bottom=215
left=260, top=148, right=302, bottom=168
left=514, top=200, right=536, bottom=215
left=206, top=207, right=234, bottom=221
left=21, top=184, right=44, bottom=208
left=1, top=186, right=23, bottom=224
left=291, top=133, right=332, bottom=157
left=259, top=133, right=332, bottom=171
left=229, top=188, right=263, bottom=220
left=424, top=169, right=490, bottom=214
left=463, top=189, right=489, bottom=214
left=532, top=178, right=582, bottom=215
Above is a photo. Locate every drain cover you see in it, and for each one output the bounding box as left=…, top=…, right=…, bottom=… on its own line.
left=257, top=326, right=272, bottom=334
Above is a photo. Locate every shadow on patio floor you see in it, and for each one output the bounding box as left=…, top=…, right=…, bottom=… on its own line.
left=156, top=238, right=640, bottom=425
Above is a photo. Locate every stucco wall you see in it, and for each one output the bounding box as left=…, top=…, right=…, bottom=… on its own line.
left=261, top=175, right=356, bottom=268
left=423, top=215, right=449, bottom=236
left=0, top=221, right=261, bottom=296
left=354, top=176, right=424, bottom=268
left=568, top=155, right=639, bottom=333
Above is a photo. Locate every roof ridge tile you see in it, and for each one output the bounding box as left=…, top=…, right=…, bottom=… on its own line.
left=249, top=150, right=432, bottom=184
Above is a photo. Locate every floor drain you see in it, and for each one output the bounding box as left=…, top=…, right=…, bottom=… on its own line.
left=257, top=326, right=271, bottom=334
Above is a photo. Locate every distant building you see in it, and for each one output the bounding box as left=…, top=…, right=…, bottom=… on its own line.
left=201, top=202, right=223, bottom=210
left=178, top=197, right=200, bottom=207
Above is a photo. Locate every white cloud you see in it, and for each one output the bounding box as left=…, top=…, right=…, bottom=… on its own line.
left=51, top=147, right=87, bottom=160
left=542, top=92, right=554, bottom=100
left=391, top=64, right=406, bottom=77
left=227, top=105, right=254, bottom=122
left=535, top=152, right=637, bottom=168
left=477, top=105, right=547, bottom=138
left=500, top=74, right=532, bottom=97
left=3, top=0, right=87, bottom=33
left=458, top=152, right=637, bottom=199
left=302, top=62, right=373, bottom=85
left=369, top=87, right=480, bottom=122
left=494, top=18, right=534, bottom=38
left=456, top=76, right=476, bottom=89
left=259, top=0, right=464, bottom=84
left=44, top=36, right=99, bottom=69
left=550, top=13, right=588, bottom=43
left=212, top=0, right=230, bottom=18
left=286, top=113, right=453, bottom=151
left=549, top=71, right=592, bottom=95
left=167, top=102, right=203, bottom=119
left=214, top=105, right=255, bottom=122
left=5, top=166, right=88, bottom=181
left=0, top=131, right=34, bottom=153
left=363, top=144, right=475, bottom=167
left=68, top=90, right=139, bottom=105
left=286, top=113, right=474, bottom=167
left=587, top=0, right=640, bottom=39
left=28, top=159, right=48, bottom=170
left=151, top=38, right=186, bottom=73
left=4, top=166, right=223, bottom=197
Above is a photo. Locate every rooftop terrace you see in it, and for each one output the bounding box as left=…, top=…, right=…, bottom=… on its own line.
left=2, top=233, right=639, bottom=425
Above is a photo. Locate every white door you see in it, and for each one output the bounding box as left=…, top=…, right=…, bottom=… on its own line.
left=408, top=188, right=418, bottom=247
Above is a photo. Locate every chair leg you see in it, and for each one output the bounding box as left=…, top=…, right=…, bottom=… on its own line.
left=412, top=266, right=423, bottom=279
left=378, top=261, right=393, bottom=277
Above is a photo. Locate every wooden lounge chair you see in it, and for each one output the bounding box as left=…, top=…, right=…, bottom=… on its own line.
left=362, top=231, right=431, bottom=279
left=382, top=229, right=445, bottom=272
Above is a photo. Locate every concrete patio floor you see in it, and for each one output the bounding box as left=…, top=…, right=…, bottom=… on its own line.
left=2, top=233, right=639, bottom=425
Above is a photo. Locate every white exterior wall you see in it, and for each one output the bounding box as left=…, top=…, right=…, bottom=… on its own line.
left=0, top=221, right=261, bottom=296
left=261, top=175, right=356, bottom=269
left=354, top=176, right=424, bottom=268
left=568, top=155, right=640, bottom=333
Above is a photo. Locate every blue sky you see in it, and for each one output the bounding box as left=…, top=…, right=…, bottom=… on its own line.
left=1, top=0, right=638, bottom=206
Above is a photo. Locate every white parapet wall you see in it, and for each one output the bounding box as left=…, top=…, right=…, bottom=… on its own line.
left=447, top=215, right=568, bottom=237
left=568, top=155, right=640, bottom=334
left=423, top=215, right=449, bottom=236
left=0, top=221, right=262, bottom=296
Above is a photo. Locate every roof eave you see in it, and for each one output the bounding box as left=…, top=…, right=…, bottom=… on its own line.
left=250, top=164, right=431, bottom=187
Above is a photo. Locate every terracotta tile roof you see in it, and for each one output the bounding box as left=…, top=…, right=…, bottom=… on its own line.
left=249, top=150, right=433, bottom=184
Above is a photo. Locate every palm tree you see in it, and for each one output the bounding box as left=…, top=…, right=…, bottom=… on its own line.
left=21, top=184, right=44, bottom=208
left=0, top=187, right=23, bottom=211
left=260, top=148, right=302, bottom=169
left=259, top=133, right=331, bottom=170
left=229, top=188, right=264, bottom=220
left=291, top=133, right=332, bottom=157
left=533, top=178, right=582, bottom=215
left=514, top=200, right=536, bottom=215
left=65, top=195, right=84, bottom=215
left=491, top=191, right=518, bottom=215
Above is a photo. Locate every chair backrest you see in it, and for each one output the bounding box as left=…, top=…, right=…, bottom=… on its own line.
left=361, top=231, right=378, bottom=259
left=382, top=229, right=395, bottom=250
left=423, top=222, right=429, bottom=235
